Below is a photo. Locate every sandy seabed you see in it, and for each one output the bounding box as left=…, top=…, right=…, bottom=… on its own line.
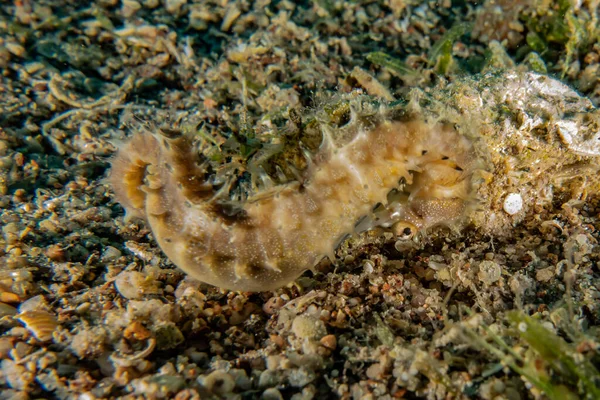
left=1, top=1, right=600, bottom=399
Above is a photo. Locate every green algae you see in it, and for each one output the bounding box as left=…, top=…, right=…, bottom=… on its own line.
left=366, top=52, right=422, bottom=83
left=427, top=22, right=472, bottom=75
left=523, top=0, right=596, bottom=77
left=522, top=51, right=548, bottom=73
left=507, top=311, right=600, bottom=400
left=462, top=309, right=600, bottom=400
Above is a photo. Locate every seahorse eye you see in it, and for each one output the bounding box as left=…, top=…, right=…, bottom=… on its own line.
left=391, top=221, right=416, bottom=240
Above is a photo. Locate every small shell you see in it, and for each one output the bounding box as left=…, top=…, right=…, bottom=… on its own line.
left=503, top=193, right=523, bottom=215
left=16, top=311, right=59, bottom=342
left=110, top=338, right=156, bottom=367
left=0, top=302, right=17, bottom=318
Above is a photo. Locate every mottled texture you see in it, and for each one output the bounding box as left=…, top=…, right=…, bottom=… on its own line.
left=424, top=71, right=600, bottom=234
left=110, top=120, right=480, bottom=291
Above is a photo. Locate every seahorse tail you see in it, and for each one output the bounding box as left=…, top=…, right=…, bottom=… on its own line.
left=108, top=132, right=163, bottom=220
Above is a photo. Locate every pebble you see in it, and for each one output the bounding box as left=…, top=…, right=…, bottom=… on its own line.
left=503, top=193, right=523, bottom=215
left=262, top=388, right=284, bottom=400
left=114, top=270, right=160, bottom=299
left=291, top=314, right=327, bottom=341
left=477, top=261, right=502, bottom=285
left=200, top=370, right=235, bottom=394
left=319, top=334, right=337, bottom=350
left=536, top=267, right=555, bottom=282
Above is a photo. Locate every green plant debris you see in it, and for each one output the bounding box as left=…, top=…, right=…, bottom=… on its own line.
left=526, top=31, right=547, bottom=54
left=366, top=52, right=422, bottom=83
left=525, top=0, right=571, bottom=45
left=483, top=41, right=516, bottom=71
left=522, top=52, right=548, bottom=73
left=507, top=311, right=600, bottom=399
left=563, top=11, right=586, bottom=77
left=427, top=22, right=472, bottom=75
left=461, top=309, right=600, bottom=400
left=373, top=313, right=395, bottom=347
left=524, top=0, right=594, bottom=77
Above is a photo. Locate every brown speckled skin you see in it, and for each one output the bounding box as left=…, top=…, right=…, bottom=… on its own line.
left=109, top=120, right=479, bottom=291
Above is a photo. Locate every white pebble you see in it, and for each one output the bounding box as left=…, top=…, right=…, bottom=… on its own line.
left=291, top=314, right=327, bottom=340
left=477, top=260, right=501, bottom=285
left=503, top=193, right=523, bottom=215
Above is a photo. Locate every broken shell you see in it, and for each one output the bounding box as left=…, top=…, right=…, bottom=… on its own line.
left=539, top=220, right=564, bottom=235
left=110, top=338, right=156, bottom=368
left=16, top=311, right=59, bottom=342
left=0, top=302, right=17, bottom=317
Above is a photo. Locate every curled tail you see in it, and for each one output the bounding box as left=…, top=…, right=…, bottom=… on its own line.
left=108, top=132, right=163, bottom=220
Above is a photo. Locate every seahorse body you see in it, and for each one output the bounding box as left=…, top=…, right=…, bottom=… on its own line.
left=110, top=120, right=479, bottom=291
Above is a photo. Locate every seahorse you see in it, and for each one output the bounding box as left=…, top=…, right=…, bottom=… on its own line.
left=109, top=116, right=480, bottom=291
